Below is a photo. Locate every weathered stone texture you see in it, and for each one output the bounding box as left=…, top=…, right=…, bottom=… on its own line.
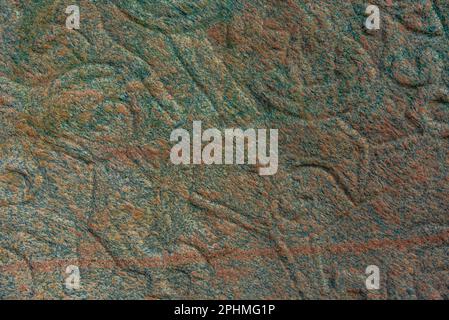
left=0, top=1, right=447, bottom=299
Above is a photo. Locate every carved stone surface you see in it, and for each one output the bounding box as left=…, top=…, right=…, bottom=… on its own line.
left=0, top=1, right=447, bottom=299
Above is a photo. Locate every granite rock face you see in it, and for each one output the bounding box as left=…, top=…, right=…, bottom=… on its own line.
left=0, top=0, right=448, bottom=299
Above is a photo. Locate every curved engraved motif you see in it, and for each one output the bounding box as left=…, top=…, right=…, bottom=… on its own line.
left=105, top=0, right=241, bottom=34
left=208, top=3, right=378, bottom=120
left=282, top=118, right=369, bottom=205
left=0, top=142, right=42, bottom=207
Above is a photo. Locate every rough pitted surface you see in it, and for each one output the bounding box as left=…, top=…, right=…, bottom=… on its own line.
left=0, top=0, right=448, bottom=299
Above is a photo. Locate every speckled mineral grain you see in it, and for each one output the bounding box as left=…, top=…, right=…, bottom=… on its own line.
left=0, top=0, right=448, bottom=299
